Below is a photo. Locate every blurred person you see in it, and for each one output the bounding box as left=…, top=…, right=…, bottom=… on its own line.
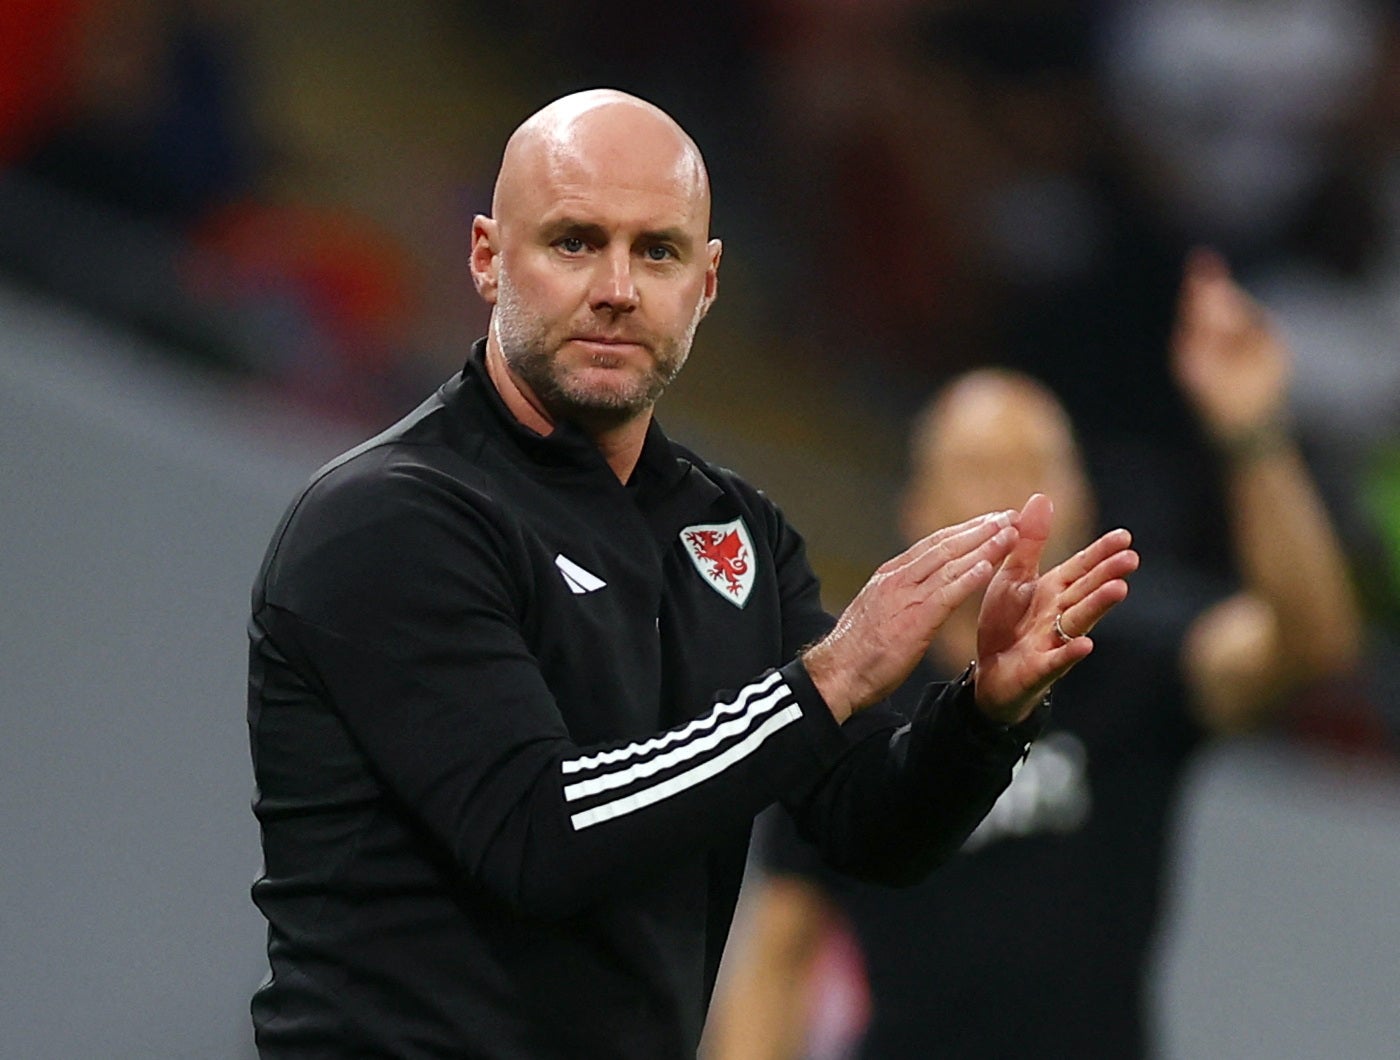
left=184, top=197, right=427, bottom=425
left=1220, top=5, right=1400, bottom=747
left=1249, top=8, right=1400, bottom=622
left=706, top=250, right=1363, bottom=1059
left=246, top=90, right=1138, bottom=1058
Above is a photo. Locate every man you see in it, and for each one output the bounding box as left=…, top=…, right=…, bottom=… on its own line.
left=706, top=252, right=1362, bottom=1059
left=246, top=90, right=1137, bottom=1058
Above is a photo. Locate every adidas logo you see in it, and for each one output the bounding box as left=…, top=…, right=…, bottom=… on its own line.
left=555, top=554, right=607, bottom=594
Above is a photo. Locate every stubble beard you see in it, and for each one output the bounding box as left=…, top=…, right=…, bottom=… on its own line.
left=493, top=268, right=703, bottom=431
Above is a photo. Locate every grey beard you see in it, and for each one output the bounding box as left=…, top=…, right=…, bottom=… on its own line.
left=492, top=270, right=700, bottom=430
left=508, top=342, right=673, bottom=430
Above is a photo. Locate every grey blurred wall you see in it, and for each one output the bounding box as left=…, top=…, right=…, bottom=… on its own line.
left=0, top=283, right=354, bottom=1059
left=2, top=282, right=1397, bottom=1059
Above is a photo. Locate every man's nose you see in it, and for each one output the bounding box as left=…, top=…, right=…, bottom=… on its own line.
left=589, top=248, right=639, bottom=313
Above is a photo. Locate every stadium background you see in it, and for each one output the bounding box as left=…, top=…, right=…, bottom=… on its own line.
left=1, top=2, right=1397, bottom=1056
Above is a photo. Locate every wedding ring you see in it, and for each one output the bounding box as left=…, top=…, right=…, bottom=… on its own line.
left=1053, top=612, right=1073, bottom=643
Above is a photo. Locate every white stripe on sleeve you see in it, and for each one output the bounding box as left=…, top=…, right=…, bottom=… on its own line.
left=568, top=704, right=804, bottom=831
left=563, top=683, right=792, bottom=802
left=561, top=670, right=786, bottom=775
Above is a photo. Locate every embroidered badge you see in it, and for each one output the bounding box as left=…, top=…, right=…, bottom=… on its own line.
left=680, top=518, right=756, bottom=608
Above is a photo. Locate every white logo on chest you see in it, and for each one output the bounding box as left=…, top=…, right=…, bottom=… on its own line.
left=679, top=518, right=756, bottom=608
left=555, top=554, right=607, bottom=594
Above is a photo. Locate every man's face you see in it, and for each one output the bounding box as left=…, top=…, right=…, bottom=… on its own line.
left=475, top=109, right=721, bottom=429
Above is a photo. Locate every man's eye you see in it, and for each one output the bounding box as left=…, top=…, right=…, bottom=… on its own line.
left=558, top=236, right=586, bottom=253
left=645, top=245, right=674, bottom=261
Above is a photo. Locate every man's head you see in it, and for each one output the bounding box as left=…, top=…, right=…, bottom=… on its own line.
left=901, top=369, right=1094, bottom=567
left=470, top=89, right=722, bottom=432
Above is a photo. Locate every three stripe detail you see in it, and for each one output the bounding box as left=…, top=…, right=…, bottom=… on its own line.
left=562, top=670, right=802, bottom=831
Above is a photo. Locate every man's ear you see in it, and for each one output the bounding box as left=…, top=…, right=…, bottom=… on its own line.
left=470, top=216, right=500, bottom=304
left=698, top=237, right=722, bottom=319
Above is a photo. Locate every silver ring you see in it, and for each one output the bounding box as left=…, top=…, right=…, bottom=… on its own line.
left=1053, top=612, right=1073, bottom=643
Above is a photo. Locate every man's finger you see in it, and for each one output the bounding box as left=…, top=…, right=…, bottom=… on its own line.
left=1059, top=546, right=1139, bottom=610
left=897, top=512, right=1016, bottom=583
left=1052, top=528, right=1134, bottom=590
left=997, top=493, right=1053, bottom=580
left=913, top=556, right=997, bottom=626
left=1035, top=636, right=1097, bottom=686
left=1058, top=577, right=1132, bottom=641
left=878, top=510, right=1014, bottom=576
left=929, top=535, right=1014, bottom=599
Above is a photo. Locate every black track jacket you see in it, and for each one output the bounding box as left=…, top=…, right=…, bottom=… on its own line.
left=247, top=341, right=1044, bottom=1058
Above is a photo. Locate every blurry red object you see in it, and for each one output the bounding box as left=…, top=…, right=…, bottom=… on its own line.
left=0, top=0, right=89, bottom=164
left=187, top=197, right=416, bottom=372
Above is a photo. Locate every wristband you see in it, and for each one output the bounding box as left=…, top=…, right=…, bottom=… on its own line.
left=1211, top=417, right=1293, bottom=462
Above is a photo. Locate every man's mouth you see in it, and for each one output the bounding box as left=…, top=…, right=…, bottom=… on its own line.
left=570, top=336, right=649, bottom=358
left=573, top=334, right=643, bottom=345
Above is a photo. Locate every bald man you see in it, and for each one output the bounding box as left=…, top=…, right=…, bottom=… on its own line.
left=708, top=256, right=1362, bottom=1059
left=246, top=91, right=1136, bottom=1058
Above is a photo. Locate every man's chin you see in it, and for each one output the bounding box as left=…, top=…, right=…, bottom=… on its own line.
left=546, top=380, right=659, bottom=430
left=570, top=364, right=668, bottom=405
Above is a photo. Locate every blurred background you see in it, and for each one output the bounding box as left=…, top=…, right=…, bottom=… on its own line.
left=1, top=1, right=1397, bottom=1056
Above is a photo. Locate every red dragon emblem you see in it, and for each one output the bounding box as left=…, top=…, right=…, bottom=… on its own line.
left=685, top=530, right=749, bottom=594
left=680, top=520, right=756, bottom=607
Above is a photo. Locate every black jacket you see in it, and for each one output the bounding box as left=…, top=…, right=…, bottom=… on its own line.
left=247, top=341, right=1043, bottom=1058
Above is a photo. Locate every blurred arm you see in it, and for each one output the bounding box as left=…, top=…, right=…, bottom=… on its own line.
left=1172, top=249, right=1364, bottom=732
left=704, top=876, right=832, bottom=1060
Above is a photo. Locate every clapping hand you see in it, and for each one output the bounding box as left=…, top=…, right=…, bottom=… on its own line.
left=973, top=493, right=1138, bottom=724
left=804, top=510, right=1021, bottom=723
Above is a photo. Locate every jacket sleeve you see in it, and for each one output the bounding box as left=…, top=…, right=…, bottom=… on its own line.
left=781, top=667, right=1048, bottom=885
left=256, top=458, right=852, bottom=921
left=754, top=485, right=1048, bottom=886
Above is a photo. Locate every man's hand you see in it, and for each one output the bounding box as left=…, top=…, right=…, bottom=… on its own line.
left=973, top=493, right=1138, bottom=724
left=1171, top=247, right=1291, bottom=442
left=803, top=511, right=1021, bottom=723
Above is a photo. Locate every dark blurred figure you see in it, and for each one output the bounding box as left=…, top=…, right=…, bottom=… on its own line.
left=1096, top=0, right=1400, bottom=751
left=706, top=252, right=1366, bottom=1059
left=1235, top=2, right=1400, bottom=747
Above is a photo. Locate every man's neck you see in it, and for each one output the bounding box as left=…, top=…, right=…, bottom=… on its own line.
left=483, top=340, right=650, bottom=484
